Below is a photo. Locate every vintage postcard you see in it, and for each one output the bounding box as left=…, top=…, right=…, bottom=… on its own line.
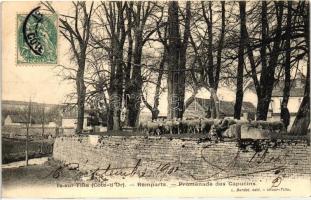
left=1, top=1, right=310, bottom=198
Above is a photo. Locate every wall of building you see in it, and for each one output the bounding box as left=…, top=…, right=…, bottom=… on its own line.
left=61, top=118, right=77, bottom=128
left=53, top=135, right=310, bottom=181
left=3, top=116, right=19, bottom=126
left=270, top=97, right=302, bottom=114
left=183, top=100, right=206, bottom=119
left=61, top=118, right=88, bottom=128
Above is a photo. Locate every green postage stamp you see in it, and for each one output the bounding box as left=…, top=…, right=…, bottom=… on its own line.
left=17, top=7, right=58, bottom=64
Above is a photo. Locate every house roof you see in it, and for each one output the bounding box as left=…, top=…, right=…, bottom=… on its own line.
left=6, top=115, right=33, bottom=124
left=192, top=97, right=256, bottom=116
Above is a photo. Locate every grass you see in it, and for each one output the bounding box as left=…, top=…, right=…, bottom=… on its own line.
left=2, top=137, right=54, bottom=164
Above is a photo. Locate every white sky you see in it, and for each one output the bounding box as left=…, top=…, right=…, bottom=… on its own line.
left=2, top=2, right=74, bottom=104
left=1, top=1, right=258, bottom=114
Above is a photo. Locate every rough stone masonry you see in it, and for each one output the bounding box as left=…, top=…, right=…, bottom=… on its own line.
left=53, top=135, right=311, bottom=181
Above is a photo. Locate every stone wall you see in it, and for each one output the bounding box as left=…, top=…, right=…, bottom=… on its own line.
left=53, top=135, right=310, bottom=181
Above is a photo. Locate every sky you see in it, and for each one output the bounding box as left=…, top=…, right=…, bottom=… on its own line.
left=2, top=2, right=74, bottom=104
left=1, top=1, right=258, bottom=115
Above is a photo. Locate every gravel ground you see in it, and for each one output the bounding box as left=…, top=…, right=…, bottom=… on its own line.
left=2, top=157, right=84, bottom=189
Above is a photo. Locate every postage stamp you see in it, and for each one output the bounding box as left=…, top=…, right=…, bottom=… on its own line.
left=16, top=7, right=58, bottom=65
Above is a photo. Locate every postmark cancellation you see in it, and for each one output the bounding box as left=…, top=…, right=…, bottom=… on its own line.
left=16, top=7, right=58, bottom=65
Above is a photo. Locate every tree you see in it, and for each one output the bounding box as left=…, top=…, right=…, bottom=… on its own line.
left=290, top=1, right=310, bottom=135
left=90, top=2, right=165, bottom=128
left=167, top=1, right=191, bottom=119
left=125, top=2, right=158, bottom=127
left=92, top=2, right=127, bottom=130
left=290, top=65, right=310, bottom=135
left=241, top=1, right=308, bottom=122
left=234, top=1, right=246, bottom=119
left=42, top=2, right=94, bottom=133
left=205, top=2, right=219, bottom=118
left=244, top=2, right=284, bottom=120
left=188, top=1, right=227, bottom=119
left=281, top=1, right=292, bottom=113
left=141, top=49, right=166, bottom=120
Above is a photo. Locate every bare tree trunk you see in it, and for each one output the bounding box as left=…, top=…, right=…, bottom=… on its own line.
left=107, top=43, right=115, bottom=131
left=167, top=1, right=191, bottom=119
left=107, top=105, right=113, bottom=130
left=206, top=2, right=218, bottom=119
left=112, top=49, right=124, bottom=131
left=128, top=29, right=143, bottom=127
left=167, top=1, right=180, bottom=119
left=108, top=60, right=123, bottom=131
left=215, top=1, right=225, bottom=90
left=281, top=1, right=292, bottom=126
left=290, top=63, right=310, bottom=135
left=256, top=1, right=269, bottom=120
left=178, top=2, right=191, bottom=119
left=290, top=4, right=309, bottom=135
left=104, top=2, right=126, bottom=131
left=76, top=59, right=86, bottom=133
left=152, top=50, right=166, bottom=120
left=124, top=3, right=133, bottom=126
left=202, top=2, right=220, bottom=119
left=111, top=93, right=121, bottom=131
left=257, top=2, right=284, bottom=120
left=234, top=1, right=246, bottom=119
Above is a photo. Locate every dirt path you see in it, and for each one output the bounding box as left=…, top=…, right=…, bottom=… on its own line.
left=2, top=158, right=83, bottom=189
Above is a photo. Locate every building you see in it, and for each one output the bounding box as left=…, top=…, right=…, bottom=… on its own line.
left=4, top=114, right=59, bottom=127
left=61, top=117, right=89, bottom=129
left=61, top=112, right=90, bottom=129
left=184, top=97, right=256, bottom=120
left=2, top=100, right=62, bottom=126
left=268, top=72, right=305, bottom=128
left=47, top=122, right=58, bottom=127
left=4, top=114, right=35, bottom=126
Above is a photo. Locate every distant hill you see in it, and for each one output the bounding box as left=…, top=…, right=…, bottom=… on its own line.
left=2, top=100, right=60, bottom=110
left=2, top=100, right=63, bottom=125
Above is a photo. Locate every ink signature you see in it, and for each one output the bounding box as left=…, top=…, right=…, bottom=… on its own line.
left=45, top=159, right=179, bottom=181
left=189, top=143, right=289, bottom=181
left=44, top=162, right=79, bottom=179
left=91, top=159, right=179, bottom=181
left=271, top=176, right=283, bottom=188
left=45, top=143, right=290, bottom=182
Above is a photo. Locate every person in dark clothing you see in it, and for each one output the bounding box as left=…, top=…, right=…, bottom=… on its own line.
left=281, top=107, right=290, bottom=131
